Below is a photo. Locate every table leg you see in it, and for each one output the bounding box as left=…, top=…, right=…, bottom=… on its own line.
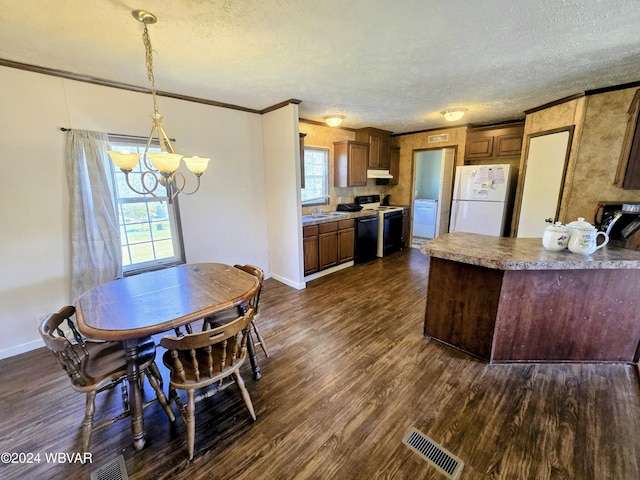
left=122, top=338, right=145, bottom=450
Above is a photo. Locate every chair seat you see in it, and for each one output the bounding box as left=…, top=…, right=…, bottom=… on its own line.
left=82, top=338, right=156, bottom=381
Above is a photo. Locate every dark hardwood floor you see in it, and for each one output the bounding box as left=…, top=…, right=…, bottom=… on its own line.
left=1, top=248, right=639, bottom=479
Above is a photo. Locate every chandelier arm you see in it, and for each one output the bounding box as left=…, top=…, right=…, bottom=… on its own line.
left=141, top=124, right=157, bottom=171
left=157, top=124, right=176, bottom=154
left=175, top=173, right=203, bottom=196
left=169, top=172, right=186, bottom=201
left=139, top=170, right=166, bottom=203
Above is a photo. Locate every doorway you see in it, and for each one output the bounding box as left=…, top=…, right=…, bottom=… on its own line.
left=411, top=147, right=456, bottom=247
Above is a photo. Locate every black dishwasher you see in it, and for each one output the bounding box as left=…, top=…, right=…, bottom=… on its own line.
left=355, top=215, right=379, bottom=263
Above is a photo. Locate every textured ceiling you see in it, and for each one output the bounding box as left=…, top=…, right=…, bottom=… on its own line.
left=1, top=0, right=639, bottom=133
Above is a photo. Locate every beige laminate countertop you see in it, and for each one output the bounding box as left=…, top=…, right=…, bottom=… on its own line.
left=420, top=232, right=640, bottom=270
left=301, top=210, right=377, bottom=226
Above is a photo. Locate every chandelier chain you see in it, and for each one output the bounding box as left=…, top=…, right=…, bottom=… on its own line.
left=142, top=24, right=159, bottom=115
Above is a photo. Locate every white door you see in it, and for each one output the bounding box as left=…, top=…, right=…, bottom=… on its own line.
left=450, top=200, right=506, bottom=236
left=516, top=130, right=572, bottom=237
left=436, top=148, right=455, bottom=236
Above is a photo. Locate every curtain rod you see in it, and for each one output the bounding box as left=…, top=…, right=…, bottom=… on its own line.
left=59, top=127, right=176, bottom=142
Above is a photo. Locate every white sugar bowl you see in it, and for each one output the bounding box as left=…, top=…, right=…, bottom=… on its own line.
left=542, top=222, right=571, bottom=251
left=566, top=217, right=609, bottom=255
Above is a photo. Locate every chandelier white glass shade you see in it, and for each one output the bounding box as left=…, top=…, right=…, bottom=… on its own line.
left=441, top=109, right=466, bottom=122
left=107, top=10, right=209, bottom=203
left=324, top=115, right=344, bottom=127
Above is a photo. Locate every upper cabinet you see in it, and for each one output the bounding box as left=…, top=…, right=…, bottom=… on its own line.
left=334, top=140, right=368, bottom=187
left=388, top=146, right=400, bottom=185
left=355, top=127, right=392, bottom=169
left=615, top=89, right=640, bottom=190
left=465, top=123, right=525, bottom=160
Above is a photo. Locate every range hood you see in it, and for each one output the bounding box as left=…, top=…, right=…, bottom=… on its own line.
left=367, top=169, right=393, bottom=179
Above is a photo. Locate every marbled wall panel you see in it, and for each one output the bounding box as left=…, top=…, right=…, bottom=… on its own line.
left=387, top=126, right=468, bottom=206
left=564, top=88, right=640, bottom=222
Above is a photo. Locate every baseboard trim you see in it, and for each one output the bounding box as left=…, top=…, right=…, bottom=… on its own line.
left=0, top=338, right=44, bottom=360
left=270, top=273, right=306, bottom=290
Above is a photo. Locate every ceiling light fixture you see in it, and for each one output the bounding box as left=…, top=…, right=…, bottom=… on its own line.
left=107, top=10, right=210, bottom=203
left=441, top=109, right=466, bottom=122
left=324, top=115, right=345, bottom=127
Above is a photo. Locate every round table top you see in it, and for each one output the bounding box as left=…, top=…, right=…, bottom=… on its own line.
left=75, top=263, right=260, bottom=341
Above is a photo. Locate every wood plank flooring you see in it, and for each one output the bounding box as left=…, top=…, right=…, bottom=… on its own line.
left=1, top=248, right=639, bottom=479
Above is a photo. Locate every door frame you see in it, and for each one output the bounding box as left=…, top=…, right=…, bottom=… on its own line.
left=410, top=146, right=458, bottom=245
left=512, top=126, right=575, bottom=237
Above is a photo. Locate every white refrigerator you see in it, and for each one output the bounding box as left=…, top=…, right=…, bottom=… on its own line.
left=449, top=164, right=513, bottom=236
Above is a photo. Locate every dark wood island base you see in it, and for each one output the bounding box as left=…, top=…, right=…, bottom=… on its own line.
left=421, top=233, right=640, bottom=364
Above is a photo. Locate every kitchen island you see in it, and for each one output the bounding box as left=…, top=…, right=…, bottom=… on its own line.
left=420, top=232, right=640, bottom=363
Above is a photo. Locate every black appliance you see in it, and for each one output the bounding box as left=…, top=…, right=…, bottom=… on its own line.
left=355, top=215, right=379, bottom=263
left=337, top=203, right=363, bottom=212
left=595, top=201, right=640, bottom=250
left=355, top=194, right=404, bottom=257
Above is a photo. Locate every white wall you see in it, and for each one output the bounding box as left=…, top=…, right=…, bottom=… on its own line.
left=0, top=65, right=271, bottom=358
left=263, top=105, right=305, bottom=289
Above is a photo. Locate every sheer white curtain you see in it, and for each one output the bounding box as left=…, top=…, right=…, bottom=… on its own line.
left=65, top=129, right=122, bottom=301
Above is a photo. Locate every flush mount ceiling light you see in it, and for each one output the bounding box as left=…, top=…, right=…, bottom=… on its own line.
left=441, top=109, right=467, bottom=122
left=324, top=115, right=345, bottom=127
left=107, top=10, right=210, bottom=203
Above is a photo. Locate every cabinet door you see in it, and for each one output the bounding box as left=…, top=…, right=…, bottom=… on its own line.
left=388, top=147, right=400, bottom=185
left=337, top=227, right=355, bottom=263
left=367, top=135, right=381, bottom=168
left=348, top=143, right=368, bottom=186
left=466, top=136, right=494, bottom=158
left=495, top=134, right=523, bottom=157
left=303, top=235, right=319, bottom=275
left=379, top=136, right=391, bottom=168
left=319, top=231, right=338, bottom=270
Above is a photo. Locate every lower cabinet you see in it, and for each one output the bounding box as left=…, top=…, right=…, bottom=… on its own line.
left=319, top=222, right=338, bottom=270
left=303, top=219, right=355, bottom=276
left=303, top=225, right=319, bottom=276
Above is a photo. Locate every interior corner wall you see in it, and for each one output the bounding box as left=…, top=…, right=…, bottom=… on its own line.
left=0, top=65, right=268, bottom=359
left=263, top=104, right=305, bottom=289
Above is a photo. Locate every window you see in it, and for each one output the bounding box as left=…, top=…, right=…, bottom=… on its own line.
left=301, top=146, right=329, bottom=205
left=109, top=137, right=185, bottom=274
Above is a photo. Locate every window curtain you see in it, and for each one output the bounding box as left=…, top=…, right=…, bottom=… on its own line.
left=65, top=129, right=122, bottom=301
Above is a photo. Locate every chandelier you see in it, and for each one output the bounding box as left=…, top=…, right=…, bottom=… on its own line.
left=108, top=10, right=209, bottom=203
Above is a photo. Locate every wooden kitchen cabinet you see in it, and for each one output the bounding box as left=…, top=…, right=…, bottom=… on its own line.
left=337, top=219, right=355, bottom=263
left=318, top=222, right=338, bottom=270
left=355, top=127, right=392, bottom=169
left=334, top=141, right=368, bottom=187
left=303, top=225, right=319, bottom=276
left=465, top=123, right=524, bottom=160
left=388, top=146, right=400, bottom=185
left=615, top=89, right=640, bottom=190
left=303, top=219, right=355, bottom=276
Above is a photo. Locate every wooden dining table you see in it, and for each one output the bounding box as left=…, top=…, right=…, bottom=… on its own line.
left=75, top=262, right=260, bottom=450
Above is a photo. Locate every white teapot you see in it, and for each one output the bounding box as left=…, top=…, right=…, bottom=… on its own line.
left=542, top=222, right=570, bottom=251
left=566, top=217, right=609, bottom=255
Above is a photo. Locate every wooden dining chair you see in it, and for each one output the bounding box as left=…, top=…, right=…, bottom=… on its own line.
left=204, top=264, right=269, bottom=357
left=39, top=305, right=175, bottom=452
left=160, top=307, right=257, bottom=460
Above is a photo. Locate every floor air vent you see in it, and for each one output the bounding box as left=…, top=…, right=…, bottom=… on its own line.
left=402, top=427, right=464, bottom=480
left=90, top=454, right=129, bottom=480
